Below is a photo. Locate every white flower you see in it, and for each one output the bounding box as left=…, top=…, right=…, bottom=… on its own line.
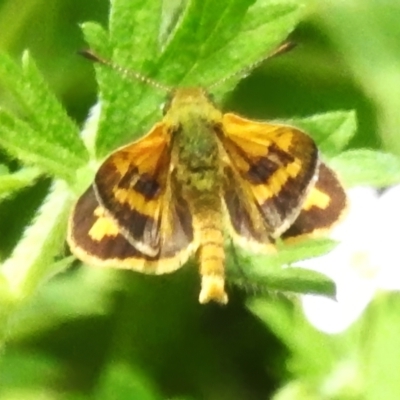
left=298, top=185, right=400, bottom=334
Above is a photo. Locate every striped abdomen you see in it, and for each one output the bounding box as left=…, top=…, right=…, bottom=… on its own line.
left=195, top=208, right=227, bottom=304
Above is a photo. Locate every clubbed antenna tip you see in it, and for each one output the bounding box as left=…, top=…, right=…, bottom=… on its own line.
left=78, top=49, right=107, bottom=63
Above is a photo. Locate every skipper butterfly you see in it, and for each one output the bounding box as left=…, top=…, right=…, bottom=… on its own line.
left=68, top=44, right=347, bottom=304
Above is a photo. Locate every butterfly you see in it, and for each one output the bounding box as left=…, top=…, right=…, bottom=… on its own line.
left=68, top=46, right=347, bottom=304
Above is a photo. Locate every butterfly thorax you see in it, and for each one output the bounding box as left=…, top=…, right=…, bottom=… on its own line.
left=166, top=87, right=224, bottom=193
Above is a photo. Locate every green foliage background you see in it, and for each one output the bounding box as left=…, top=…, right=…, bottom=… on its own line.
left=0, top=0, right=400, bottom=399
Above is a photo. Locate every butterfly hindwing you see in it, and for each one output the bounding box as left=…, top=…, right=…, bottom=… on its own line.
left=68, top=185, right=195, bottom=273
left=157, top=171, right=197, bottom=260
left=222, top=163, right=275, bottom=252
left=282, top=162, right=348, bottom=240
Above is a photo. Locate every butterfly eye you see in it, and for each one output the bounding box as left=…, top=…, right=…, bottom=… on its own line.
left=206, top=91, right=217, bottom=107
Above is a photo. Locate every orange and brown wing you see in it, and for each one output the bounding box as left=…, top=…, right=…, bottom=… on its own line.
left=282, top=162, right=347, bottom=240
left=68, top=122, right=197, bottom=273
left=222, top=163, right=278, bottom=253
left=93, top=122, right=172, bottom=256
left=67, top=185, right=196, bottom=274
left=220, top=113, right=319, bottom=240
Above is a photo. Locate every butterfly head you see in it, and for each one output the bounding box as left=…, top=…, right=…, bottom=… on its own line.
left=163, top=87, right=221, bottom=127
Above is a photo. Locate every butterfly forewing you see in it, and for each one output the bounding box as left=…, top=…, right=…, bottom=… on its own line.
left=220, top=113, right=319, bottom=239
left=93, top=123, right=171, bottom=256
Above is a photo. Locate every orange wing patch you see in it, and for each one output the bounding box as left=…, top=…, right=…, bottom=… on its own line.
left=93, top=122, right=171, bottom=256
left=220, top=113, right=319, bottom=238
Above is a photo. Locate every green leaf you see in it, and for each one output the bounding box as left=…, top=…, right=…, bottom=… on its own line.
left=289, top=110, right=357, bottom=156
left=330, top=149, right=400, bottom=187
left=0, top=164, right=8, bottom=175
left=235, top=265, right=336, bottom=297
left=0, top=349, right=63, bottom=397
left=227, top=239, right=337, bottom=298
left=82, top=0, right=302, bottom=157
left=157, top=0, right=302, bottom=89
left=94, top=362, right=162, bottom=400
left=8, top=267, right=115, bottom=343
left=276, top=238, right=338, bottom=266
left=109, top=0, right=162, bottom=62
left=0, top=52, right=89, bottom=182
left=0, top=110, right=78, bottom=183
left=159, top=0, right=187, bottom=46
left=0, top=167, right=42, bottom=200
left=364, top=295, right=400, bottom=400
left=1, top=180, right=73, bottom=304
left=248, top=297, right=337, bottom=378
left=80, top=22, right=111, bottom=58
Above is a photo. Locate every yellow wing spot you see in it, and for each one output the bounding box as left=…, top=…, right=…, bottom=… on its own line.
left=274, top=130, right=295, bottom=152
left=113, top=187, right=159, bottom=217
left=252, top=160, right=301, bottom=200
left=286, top=160, right=302, bottom=178
left=303, top=188, right=331, bottom=210
left=89, top=206, right=120, bottom=241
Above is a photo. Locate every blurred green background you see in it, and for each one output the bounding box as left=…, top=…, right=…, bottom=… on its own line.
left=0, top=0, right=400, bottom=399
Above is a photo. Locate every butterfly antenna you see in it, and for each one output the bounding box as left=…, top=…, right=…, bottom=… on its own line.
left=208, top=41, right=296, bottom=90
left=79, top=49, right=173, bottom=93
